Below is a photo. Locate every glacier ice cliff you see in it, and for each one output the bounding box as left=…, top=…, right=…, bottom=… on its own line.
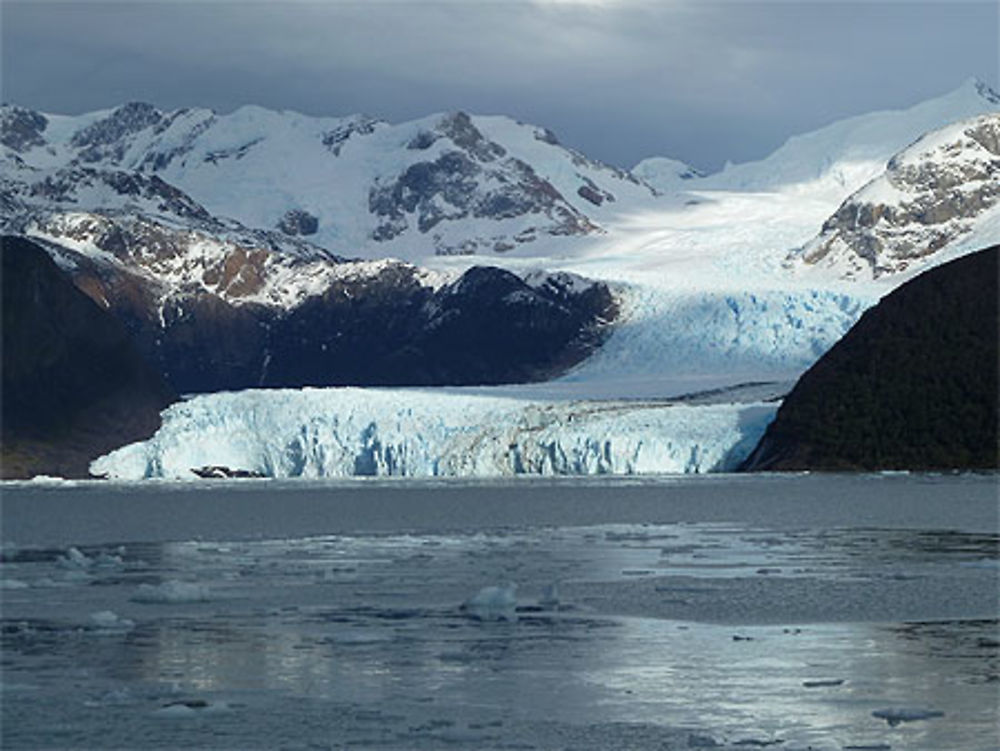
left=91, top=387, right=777, bottom=479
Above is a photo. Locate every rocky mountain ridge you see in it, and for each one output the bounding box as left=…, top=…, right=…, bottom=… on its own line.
left=1, top=102, right=659, bottom=261
left=794, top=113, right=1000, bottom=278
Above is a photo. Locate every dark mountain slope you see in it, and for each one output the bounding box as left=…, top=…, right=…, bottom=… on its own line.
left=31, top=228, right=617, bottom=393
left=742, top=245, right=999, bottom=471
left=1, top=236, right=176, bottom=478
left=263, top=267, right=616, bottom=388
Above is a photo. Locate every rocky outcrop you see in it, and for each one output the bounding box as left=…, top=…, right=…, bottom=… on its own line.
left=368, top=112, right=599, bottom=251
left=0, top=106, right=47, bottom=152
left=320, top=116, right=382, bottom=156
left=1, top=236, right=176, bottom=479
left=277, top=208, right=319, bottom=236
left=743, top=245, right=999, bottom=471
left=70, top=102, right=163, bottom=164
left=797, top=114, right=1000, bottom=278
left=16, top=167, right=213, bottom=220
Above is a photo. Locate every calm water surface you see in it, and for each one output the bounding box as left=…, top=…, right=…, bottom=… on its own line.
left=1, top=473, right=997, bottom=750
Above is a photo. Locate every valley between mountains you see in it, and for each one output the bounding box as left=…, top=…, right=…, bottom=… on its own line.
left=2, top=79, right=998, bottom=479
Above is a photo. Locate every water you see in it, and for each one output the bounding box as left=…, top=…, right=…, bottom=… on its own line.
left=1, top=473, right=997, bottom=750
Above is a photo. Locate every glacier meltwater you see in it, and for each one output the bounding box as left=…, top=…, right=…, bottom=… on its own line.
left=91, top=388, right=777, bottom=480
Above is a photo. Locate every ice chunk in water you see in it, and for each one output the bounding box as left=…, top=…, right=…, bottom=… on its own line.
left=89, top=610, right=135, bottom=631
left=132, top=580, right=211, bottom=604
left=153, top=699, right=229, bottom=717
left=461, top=583, right=518, bottom=621
left=56, top=546, right=124, bottom=571
left=57, top=547, right=91, bottom=569
left=872, top=706, right=945, bottom=726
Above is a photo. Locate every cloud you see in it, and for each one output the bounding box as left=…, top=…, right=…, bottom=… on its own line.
left=2, top=1, right=996, bottom=170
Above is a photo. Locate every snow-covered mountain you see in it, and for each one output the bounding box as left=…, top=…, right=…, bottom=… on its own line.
left=793, top=113, right=1000, bottom=278
left=3, top=78, right=998, bottom=478
left=630, top=156, right=703, bottom=194
left=699, top=77, right=1000, bottom=200
left=1, top=102, right=658, bottom=261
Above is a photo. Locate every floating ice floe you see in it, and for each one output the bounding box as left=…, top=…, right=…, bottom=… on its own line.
left=460, top=584, right=518, bottom=621
left=153, top=699, right=230, bottom=717
left=56, top=547, right=91, bottom=569
left=89, top=610, right=135, bottom=631
left=872, top=706, right=945, bottom=726
left=25, top=475, right=71, bottom=485
left=132, top=580, right=211, bottom=604
left=56, top=546, right=125, bottom=571
left=802, top=678, right=845, bottom=688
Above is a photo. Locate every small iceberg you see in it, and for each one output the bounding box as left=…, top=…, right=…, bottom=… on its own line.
left=802, top=678, right=845, bottom=688
left=460, top=583, right=518, bottom=621
left=89, top=610, right=135, bottom=631
left=57, top=546, right=124, bottom=571
left=154, top=699, right=230, bottom=717
left=26, top=474, right=71, bottom=485
left=132, top=580, right=211, bottom=604
left=57, top=547, right=92, bottom=570
left=872, top=706, right=944, bottom=727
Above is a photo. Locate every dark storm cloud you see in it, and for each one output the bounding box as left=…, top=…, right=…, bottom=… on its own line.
left=2, top=1, right=997, bottom=171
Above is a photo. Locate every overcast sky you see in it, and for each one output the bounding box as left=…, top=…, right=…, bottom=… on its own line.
left=2, top=1, right=997, bottom=171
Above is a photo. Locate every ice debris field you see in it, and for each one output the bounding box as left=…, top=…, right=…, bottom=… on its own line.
left=2, top=474, right=998, bottom=750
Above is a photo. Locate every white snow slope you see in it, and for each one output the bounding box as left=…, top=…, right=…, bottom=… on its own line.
left=92, top=388, right=777, bottom=480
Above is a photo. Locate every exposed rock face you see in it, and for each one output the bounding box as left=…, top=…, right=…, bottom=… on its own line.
left=368, top=112, right=598, bottom=250
left=70, top=102, right=163, bottom=163
left=277, top=209, right=319, bottom=236
left=264, top=265, right=616, bottom=388
left=18, top=167, right=212, bottom=220
left=320, top=115, right=382, bottom=156
left=0, top=106, right=47, bottom=152
left=83, top=256, right=615, bottom=393
left=743, top=245, right=999, bottom=471
left=1, top=236, right=176, bottom=479
left=797, top=114, right=1000, bottom=278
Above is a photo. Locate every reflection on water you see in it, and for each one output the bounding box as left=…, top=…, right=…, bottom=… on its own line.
left=1, top=477, right=998, bottom=750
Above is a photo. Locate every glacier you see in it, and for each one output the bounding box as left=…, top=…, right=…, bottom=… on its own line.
left=16, top=80, right=1000, bottom=480
left=90, top=388, right=777, bottom=480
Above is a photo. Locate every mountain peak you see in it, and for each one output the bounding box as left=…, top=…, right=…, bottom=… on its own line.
left=69, top=101, right=162, bottom=152
left=700, top=77, right=1000, bottom=194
